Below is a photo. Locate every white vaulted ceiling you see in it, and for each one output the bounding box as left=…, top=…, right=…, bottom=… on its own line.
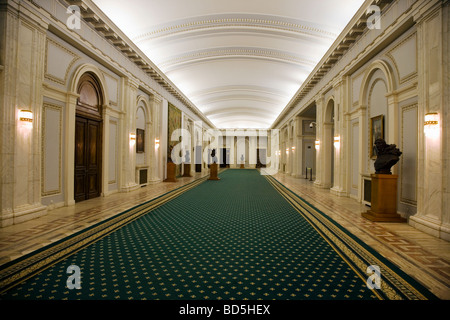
left=92, top=0, right=365, bottom=129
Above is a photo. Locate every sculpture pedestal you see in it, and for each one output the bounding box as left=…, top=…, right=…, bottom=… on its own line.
left=208, top=163, right=220, bottom=180
left=240, top=164, right=244, bottom=169
left=164, top=162, right=177, bottom=182
left=182, top=164, right=192, bottom=177
left=362, top=174, right=406, bottom=222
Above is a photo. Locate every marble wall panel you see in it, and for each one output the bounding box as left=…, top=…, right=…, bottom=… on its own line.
left=42, top=104, right=62, bottom=196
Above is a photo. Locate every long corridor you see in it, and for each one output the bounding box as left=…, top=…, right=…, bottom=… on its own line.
left=0, top=170, right=449, bottom=299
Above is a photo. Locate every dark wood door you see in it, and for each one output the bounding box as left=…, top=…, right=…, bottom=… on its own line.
left=257, top=149, right=266, bottom=168
left=195, top=146, right=202, bottom=172
left=220, top=148, right=230, bottom=168
left=75, top=116, right=102, bottom=202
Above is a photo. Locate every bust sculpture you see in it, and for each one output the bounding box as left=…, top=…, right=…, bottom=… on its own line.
left=211, top=149, right=217, bottom=164
left=167, top=145, right=173, bottom=163
left=373, top=138, right=402, bottom=174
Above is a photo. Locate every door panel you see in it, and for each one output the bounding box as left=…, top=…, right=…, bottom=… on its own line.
left=195, top=146, right=202, bottom=172
left=75, top=116, right=101, bottom=202
left=74, top=118, right=87, bottom=202
left=87, top=120, right=101, bottom=199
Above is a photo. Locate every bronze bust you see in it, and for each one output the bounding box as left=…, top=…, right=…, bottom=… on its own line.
left=211, top=149, right=217, bottom=164
left=373, top=138, right=402, bottom=174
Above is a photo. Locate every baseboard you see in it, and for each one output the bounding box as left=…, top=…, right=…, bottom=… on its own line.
left=11, top=203, right=47, bottom=226
left=409, top=215, right=450, bottom=241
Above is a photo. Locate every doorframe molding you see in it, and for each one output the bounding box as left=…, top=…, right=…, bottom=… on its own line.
left=66, top=64, right=110, bottom=206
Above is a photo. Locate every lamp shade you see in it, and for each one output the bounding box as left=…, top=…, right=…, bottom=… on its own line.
left=424, top=113, right=439, bottom=137
left=19, top=110, right=33, bottom=122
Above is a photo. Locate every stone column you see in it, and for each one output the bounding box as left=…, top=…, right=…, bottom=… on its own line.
left=64, top=92, right=79, bottom=206
left=120, top=77, right=139, bottom=192
left=331, top=78, right=348, bottom=196
left=249, top=135, right=257, bottom=168
left=150, top=94, right=163, bottom=183
left=291, top=119, right=299, bottom=178
left=0, top=3, right=48, bottom=226
left=410, top=2, right=450, bottom=240
left=357, top=104, right=367, bottom=203
left=313, top=96, right=325, bottom=188
left=102, top=104, right=111, bottom=196
left=285, top=122, right=292, bottom=175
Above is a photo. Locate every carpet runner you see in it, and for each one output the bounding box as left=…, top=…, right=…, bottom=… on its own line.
left=0, top=169, right=437, bottom=300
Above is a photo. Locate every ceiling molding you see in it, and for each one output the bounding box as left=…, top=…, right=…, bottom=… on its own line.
left=160, top=47, right=317, bottom=71
left=132, top=13, right=338, bottom=42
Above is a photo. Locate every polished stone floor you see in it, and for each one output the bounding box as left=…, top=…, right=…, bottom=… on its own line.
left=1, top=169, right=449, bottom=299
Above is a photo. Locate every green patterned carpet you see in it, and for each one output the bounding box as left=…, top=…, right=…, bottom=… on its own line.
left=0, top=169, right=437, bottom=300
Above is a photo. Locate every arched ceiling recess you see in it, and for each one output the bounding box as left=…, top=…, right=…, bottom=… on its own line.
left=92, top=0, right=366, bottom=129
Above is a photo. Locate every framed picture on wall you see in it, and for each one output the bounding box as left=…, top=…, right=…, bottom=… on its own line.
left=370, top=115, right=384, bottom=158
left=136, top=128, right=145, bottom=153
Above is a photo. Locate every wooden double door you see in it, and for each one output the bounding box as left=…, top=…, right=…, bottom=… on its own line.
left=74, top=116, right=102, bottom=202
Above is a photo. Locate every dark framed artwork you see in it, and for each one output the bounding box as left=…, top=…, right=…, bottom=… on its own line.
left=136, top=128, right=145, bottom=153
left=370, top=115, right=384, bottom=158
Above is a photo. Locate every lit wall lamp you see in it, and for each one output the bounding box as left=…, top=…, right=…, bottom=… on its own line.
left=291, top=146, right=296, bottom=151
left=19, top=110, right=33, bottom=123
left=334, top=136, right=340, bottom=148
left=315, top=140, right=320, bottom=150
left=155, top=139, right=160, bottom=149
left=286, top=148, right=289, bottom=154
left=130, top=132, right=136, bottom=140
left=424, top=112, right=439, bottom=138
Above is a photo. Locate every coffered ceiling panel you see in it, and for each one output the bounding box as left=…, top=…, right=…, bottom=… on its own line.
left=92, top=0, right=366, bottom=128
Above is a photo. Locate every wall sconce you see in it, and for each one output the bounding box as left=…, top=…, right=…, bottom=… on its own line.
left=424, top=112, right=439, bottom=138
left=286, top=148, right=289, bottom=154
left=19, top=110, right=33, bottom=123
left=130, top=132, right=136, bottom=140
left=291, top=146, right=295, bottom=151
left=315, top=140, right=320, bottom=150
left=155, top=139, right=160, bottom=149
left=334, top=136, right=340, bottom=148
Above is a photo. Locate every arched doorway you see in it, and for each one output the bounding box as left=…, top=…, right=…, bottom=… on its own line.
left=74, top=72, right=103, bottom=202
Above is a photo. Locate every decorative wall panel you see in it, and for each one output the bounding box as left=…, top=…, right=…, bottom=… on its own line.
left=45, top=38, right=79, bottom=85
left=108, top=120, right=118, bottom=184
left=42, top=104, right=62, bottom=196
left=400, top=104, right=418, bottom=205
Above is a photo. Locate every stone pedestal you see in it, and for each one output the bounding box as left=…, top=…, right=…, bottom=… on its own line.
left=164, top=162, right=177, bottom=182
left=183, top=164, right=192, bottom=177
left=208, top=163, right=220, bottom=180
left=362, top=174, right=406, bottom=222
left=240, top=164, right=245, bottom=169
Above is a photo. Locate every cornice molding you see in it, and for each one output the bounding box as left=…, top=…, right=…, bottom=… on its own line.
left=271, top=0, right=395, bottom=129
left=63, top=0, right=215, bottom=128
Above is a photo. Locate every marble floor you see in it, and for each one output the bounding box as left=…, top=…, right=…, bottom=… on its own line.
left=0, top=169, right=449, bottom=299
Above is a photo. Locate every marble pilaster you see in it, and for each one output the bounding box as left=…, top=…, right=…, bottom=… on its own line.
left=409, top=2, right=449, bottom=240
left=0, top=4, right=48, bottom=226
